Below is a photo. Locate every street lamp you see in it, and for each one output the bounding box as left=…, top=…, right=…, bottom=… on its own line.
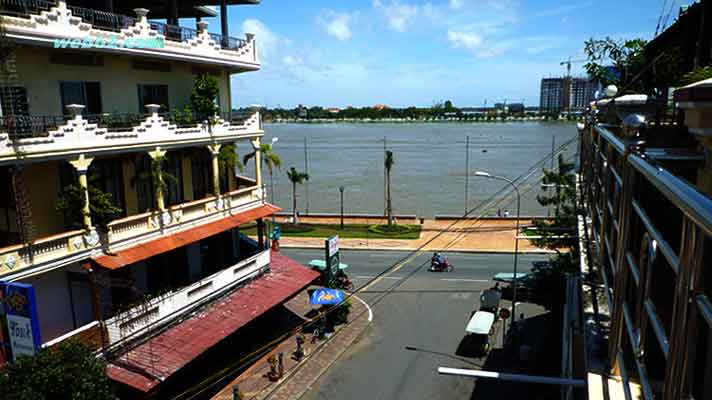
left=474, top=171, right=521, bottom=327
left=339, top=186, right=345, bottom=230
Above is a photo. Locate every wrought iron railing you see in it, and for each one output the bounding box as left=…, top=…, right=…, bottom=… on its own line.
left=1, top=114, right=64, bottom=138
left=84, top=113, right=147, bottom=132
left=209, top=33, right=248, bottom=51
left=219, top=111, right=252, bottom=125
left=148, top=21, right=197, bottom=43
left=0, top=0, right=55, bottom=18
left=66, top=5, right=135, bottom=32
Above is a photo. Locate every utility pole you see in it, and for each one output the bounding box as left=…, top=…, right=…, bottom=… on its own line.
left=339, top=186, right=345, bottom=230
left=383, top=136, right=387, bottom=216
left=304, top=137, right=309, bottom=214
left=465, top=136, right=469, bottom=215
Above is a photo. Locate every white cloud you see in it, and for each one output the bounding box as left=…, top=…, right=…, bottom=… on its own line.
left=242, top=19, right=279, bottom=62
left=447, top=29, right=482, bottom=50
left=318, top=11, right=354, bottom=41
left=449, top=0, right=465, bottom=10
left=373, top=0, right=419, bottom=32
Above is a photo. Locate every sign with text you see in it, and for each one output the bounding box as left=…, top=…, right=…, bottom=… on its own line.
left=1, top=282, right=42, bottom=361
left=325, top=236, right=340, bottom=284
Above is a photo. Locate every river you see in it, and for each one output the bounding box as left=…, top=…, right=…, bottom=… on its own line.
left=246, top=122, right=578, bottom=218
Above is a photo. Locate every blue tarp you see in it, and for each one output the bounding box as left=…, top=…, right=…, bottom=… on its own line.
left=309, top=288, right=344, bottom=305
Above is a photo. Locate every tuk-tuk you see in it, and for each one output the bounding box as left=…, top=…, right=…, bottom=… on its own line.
left=464, top=288, right=502, bottom=356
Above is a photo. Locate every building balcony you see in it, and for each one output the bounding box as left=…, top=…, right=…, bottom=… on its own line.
left=0, top=109, right=263, bottom=165
left=0, top=183, right=267, bottom=280
left=0, top=0, right=259, bottom=71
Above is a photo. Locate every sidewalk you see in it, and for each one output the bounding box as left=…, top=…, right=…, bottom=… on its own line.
left=265, top=217, right=551, bottom=254
left=210, top=289, right=372, bottom=400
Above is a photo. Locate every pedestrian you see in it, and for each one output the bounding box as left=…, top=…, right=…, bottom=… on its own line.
left=504, top=209, right=510, bottom=217
left=497, top=208, right=502, bottom=217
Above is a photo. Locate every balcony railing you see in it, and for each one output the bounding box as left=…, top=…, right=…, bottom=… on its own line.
left=1, top=114, right=65, bottom=138
left=0, top=0, right=55, bottom=18
left=0, top=185, right=265, bottom=279
left=148, top=20, right=197, bottom=43
left=104, top=248, right=270, bottom=346
left=66, top=4, right=135, bottom=32
left=84, top=113, right=148, bottom=132
left=209, top=32, right=248, bottom=51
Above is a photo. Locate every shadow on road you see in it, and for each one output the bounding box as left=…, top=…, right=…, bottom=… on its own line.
left=469, top=312, right=562, bottom=400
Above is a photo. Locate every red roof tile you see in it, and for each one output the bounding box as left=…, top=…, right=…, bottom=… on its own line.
left=106, top=251, right=320, bottom=392
left=94, top=204, right=280, bottom=270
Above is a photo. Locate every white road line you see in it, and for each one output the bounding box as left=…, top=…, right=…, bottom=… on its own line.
left=352, top=294, right=373, bottom=322
left=355, top=275, right=402, bottom=280
left=440, top=278, right=490, bottom=282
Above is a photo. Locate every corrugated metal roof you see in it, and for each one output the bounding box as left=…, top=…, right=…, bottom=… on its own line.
left=106, top=251, right=319, bottom=392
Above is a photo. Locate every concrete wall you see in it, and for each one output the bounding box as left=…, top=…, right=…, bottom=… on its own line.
left=21, top=263, right=93, bottom=342
left=23, top=161, right=64, bottom=237
left=14, top=46, right=232, bottom=116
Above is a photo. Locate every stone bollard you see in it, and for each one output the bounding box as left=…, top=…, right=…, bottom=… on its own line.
left=278, top=352, right=284, bottom=378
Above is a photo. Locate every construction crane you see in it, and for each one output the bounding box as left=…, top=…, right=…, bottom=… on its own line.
left=560, top=57, right=586, bottom=78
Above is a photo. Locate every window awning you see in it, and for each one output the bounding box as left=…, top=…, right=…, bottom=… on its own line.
left=106, top=251, right=320, bottom=392
left=92, top=203, right=279, bottom=270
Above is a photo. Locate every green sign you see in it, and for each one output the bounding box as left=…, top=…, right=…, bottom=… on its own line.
left=325, top=235, right=339, bottom=286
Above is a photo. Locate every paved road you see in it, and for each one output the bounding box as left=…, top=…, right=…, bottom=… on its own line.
left=281, top=249, right=549, bottom=400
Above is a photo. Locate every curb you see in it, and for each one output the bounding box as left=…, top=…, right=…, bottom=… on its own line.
left=257, top=295, right=373, bottom=400
left=277, top=244, right=555, bottom=255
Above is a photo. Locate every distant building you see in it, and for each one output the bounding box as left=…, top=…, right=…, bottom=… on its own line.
left=540, top=77, right=597, bottom=112
left=296, top=104, right=308, bottom=118
left=327, top=107, right=341, bottom=114
left=507, top=103, right=525, bottom=114
left=373, top=104, right=387, bottom=110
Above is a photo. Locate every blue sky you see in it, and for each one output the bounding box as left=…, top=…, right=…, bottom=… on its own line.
left=201, top=0, right=691, bottom=108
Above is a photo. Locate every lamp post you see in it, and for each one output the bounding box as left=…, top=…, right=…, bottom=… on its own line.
left=474, top=171, right=521, bottom=327
left=339, top=186, right=345, bottom=230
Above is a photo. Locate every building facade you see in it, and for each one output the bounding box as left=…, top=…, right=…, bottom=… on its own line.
left=540, top=77, right=596, bottom=112
left=0, top=1, right=319, bottom=397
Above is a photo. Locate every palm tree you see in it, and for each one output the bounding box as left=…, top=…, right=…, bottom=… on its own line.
left=286, top=167, right=309, bottom=222
left=243, top=143, right=282, bottom=202
left=385, top=150, right=394, bottom=225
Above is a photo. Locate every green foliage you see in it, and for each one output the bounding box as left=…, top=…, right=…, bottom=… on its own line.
left=170, top=105, right=197, bottom=128
left=679, top=66, right=712, bottom=86
left=584, top=37, right=647, bottom=91
left=527, top=155, right=579, bottom=311
left=332, top=299, right=352, bottom=325
left=368, top=224, right=413, bottom=235
left=56, top=176, right=122, bottom=231
left=287, top=167, right=309, bottom=185
left=219, top=143, right=244, bottom=173
left=190, top=73, right=220, bottom=122
left=0, top=341, right=117, bottom=400
left=243, top=143, right=282, bottom=175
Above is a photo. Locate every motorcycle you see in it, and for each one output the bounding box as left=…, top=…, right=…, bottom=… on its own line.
left=334, top=274, right=355, bottom=291
left=429, top=256, right=453, bottom=272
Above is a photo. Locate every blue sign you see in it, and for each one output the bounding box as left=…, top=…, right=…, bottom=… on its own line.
left=309, top=288, right=344, bottom=305
left=270, top=225, right=281, bottom=240
left=1, top=282, right=42, bottom=361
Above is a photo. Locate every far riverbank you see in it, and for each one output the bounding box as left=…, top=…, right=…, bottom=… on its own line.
left=265, top=117, right=580, bottom=124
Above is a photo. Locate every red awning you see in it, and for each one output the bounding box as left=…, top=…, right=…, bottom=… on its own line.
left=106, top=251, right=320, bottom=392
left=93, top=204, right=279, bottom=270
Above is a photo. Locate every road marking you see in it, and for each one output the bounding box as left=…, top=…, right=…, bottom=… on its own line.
left=440, top=278, right=490, bottom=282
left=356, top=275, right=402, bottom=280
left=360, top=252, right=422, bottom=291
left=352, top=294, right=373, bottom=322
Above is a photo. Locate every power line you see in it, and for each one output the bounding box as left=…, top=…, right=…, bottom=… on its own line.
left=655, top=0, right=670, bottom=36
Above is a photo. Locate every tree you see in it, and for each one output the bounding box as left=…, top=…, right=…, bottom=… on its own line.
left=583, top=37, right=647, bottom=91
left=244, top=143, right=282, bottom=200
left=527, top=155, right=579, bottom=310
left=0, top=341, right=117, bottom=400
left=190, top=73, right=220, bottom=128
left=56, top=175, right=122, bottom=231
left=286, top=167, right=309, bottom=222
left=384, top=150, right=394, bottom=225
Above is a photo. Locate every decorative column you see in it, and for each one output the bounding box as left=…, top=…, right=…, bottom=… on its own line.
left=66, top=104, right=85, bottom=119
left=148, top=148, right=166, bottom=211
left=251, top=138, right=263, bottom=189
left=207, top=144, right=222, bottom=196
left=133, top=8, right=149, bottom=24
left=68, top=154, right=94, bottom=229
left=145, top=104, right=161, bottom=116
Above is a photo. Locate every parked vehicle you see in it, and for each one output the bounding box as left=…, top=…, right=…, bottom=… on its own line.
left=429, top=252, right=453, bottom=272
